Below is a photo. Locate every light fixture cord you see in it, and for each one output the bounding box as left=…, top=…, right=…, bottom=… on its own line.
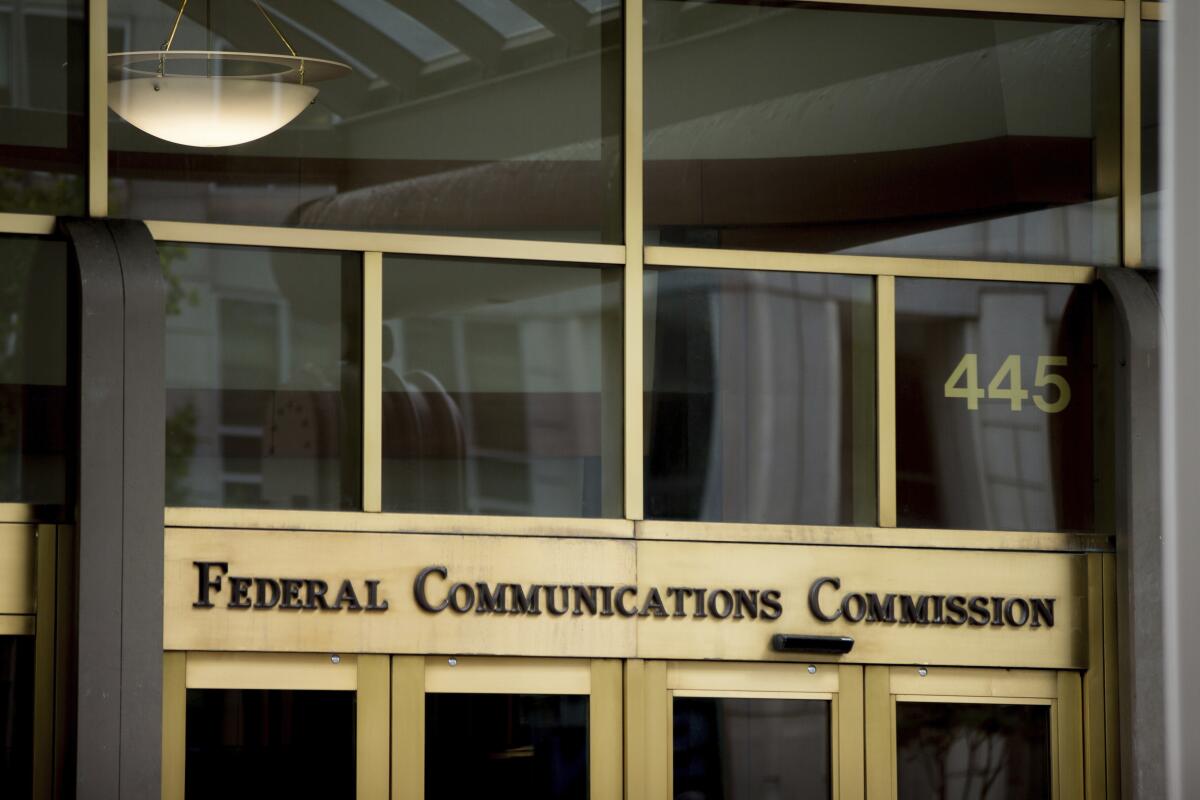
left=159, top=0, right=189, bottom=76
left=250, top=0, right=303, bottom=83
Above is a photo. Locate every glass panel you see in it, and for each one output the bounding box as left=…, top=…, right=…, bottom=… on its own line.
left=186, top=688, right=355, bottom=796
left=0, top=0, right=86, bottom=214
left=164, top=244, right=362, bottom=509
left=645, top=2, right=1120, bottom=266
left=896, top=702, right=1051, bottom=799
left=645, top=268, right=875, bottom=525
left=0, top=637, right=34, bottom=796
left=1143, top=22, right=1161, bottom=267
left=895, top=279, right=1097, bottom=532
left=426, top=693, right=588, bottom=800
left=381, top=257, right=621, bottom=517
left=673, top=696, right=831, bottom=800
left=0, top=236, right=68, bottom=504
left=107, top=0, right=622, bottom=243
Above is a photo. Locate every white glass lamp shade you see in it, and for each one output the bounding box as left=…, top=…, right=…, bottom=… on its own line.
left=107, top=52, right=350, bottom=148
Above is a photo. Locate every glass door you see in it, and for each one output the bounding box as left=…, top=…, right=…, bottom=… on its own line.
left=640, top=661, right=864, bottom=799
left=390, top=656, right=622, bottom=800
left=865, top=666, right=1083, bottom=799
left=161, top=651, right=390, bottom=799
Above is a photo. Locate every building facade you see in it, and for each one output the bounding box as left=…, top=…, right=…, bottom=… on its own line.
left=0, top=0, right=1173, bottom=797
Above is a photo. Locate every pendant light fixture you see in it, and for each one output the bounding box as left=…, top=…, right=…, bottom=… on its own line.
left=108, top=0, right=350, bottom=148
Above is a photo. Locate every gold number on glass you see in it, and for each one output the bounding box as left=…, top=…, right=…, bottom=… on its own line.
left=986, top=354, right=1029, bottom=411
left=944, top=353, right=985, bottom=410
left=943, top=354, right=1071, bottom=413
left=1033, top=355, right=1071, bottom=413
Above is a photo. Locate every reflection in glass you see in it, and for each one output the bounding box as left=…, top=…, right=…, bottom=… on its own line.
left=426, top=693, right=588, bottom=800
left=0, top=637, right=34, bottom=796
left=897, top=702, right=1050, bottom=800
left=0, top=0, right=86, bottom=214
left=381, top=257, right=621, bottom=517
left=186, top=689, right=355, bottom=797
left=163, top=244, right=362, bottom=509
left=895, top=279, right=1097, bottom=532
left=673, top=696, right=831, bottom=800
left=645, top=2, right=1120, bottom=266
left=645, top=269, right=875, bottom=525
left=1143, top=23, right=1161, bottom=267
left=0, top=237, right=68, bottom=504
left=108, top=0, right=622, bottom=242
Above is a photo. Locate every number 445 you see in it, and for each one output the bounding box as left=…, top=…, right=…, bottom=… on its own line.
left=944, top=354, right=1071, bottom=413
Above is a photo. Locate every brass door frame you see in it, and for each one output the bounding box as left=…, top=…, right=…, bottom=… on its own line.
left=161, top=650, right=390, bottom=800
left=635, top=660, right=865, bottom=800
left=390, top=655, right=623, bottom=800
left=864, top=665, right=1085, bottom=800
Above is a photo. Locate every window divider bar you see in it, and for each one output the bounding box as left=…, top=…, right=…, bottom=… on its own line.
left=877, top=276, right=897, bottom=528
left=88, top=0, right=108, bottom=217
left=624, top=0, right=645, bottom=521
left=788, top=0, right=1123, bottom=19
left=363, top=252, right=383, bottom=513
left=1124, top=0, right=1144, bottom=267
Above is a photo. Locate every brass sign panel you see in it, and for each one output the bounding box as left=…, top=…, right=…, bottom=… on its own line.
left=164, top=529, right=1088, bottom=669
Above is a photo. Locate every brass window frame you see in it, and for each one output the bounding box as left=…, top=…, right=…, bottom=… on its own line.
left=161, top=650, right=390, bottom=800
left=865, top=664, right=1085, bottom=800
left=391, top=654, right=623, bottom=800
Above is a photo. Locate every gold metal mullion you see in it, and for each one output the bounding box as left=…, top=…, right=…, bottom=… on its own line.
left=0, top=215, right=56, bottom=236
left=624, top=0, right=645, bottom=521
left=1123, top=0, right=1143, bottom=267
left=1057, top=671, right=1086, bottom=799
left=161, top=651, right=186, bottom=800
left=876, top=276, right=897, bottom=528
left=590, top=659, right=623, bottom=800
left=791, top=0, right=1123, bottom=18
left=1083, top=553, right=1107, bottom=798
left=357, top=655, right=390, bottom=800
left=863, top=666, right=892, bottom=800
left=363, top=252, right=383, bottom=513
left=390, top=656, right=424, bottom=800
left=88, top=0, right=108, bottom=217
left=836, top=664, right=865, bottom=800
left=1102, top=553, right=1121, bottom=797
left=32, top=525, right=56, bottom=800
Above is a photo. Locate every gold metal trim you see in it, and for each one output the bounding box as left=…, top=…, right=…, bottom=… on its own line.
left=590, top=660, right=623, bottom=800
left=161, top=652, right=186, bottom=800
left=1103, top=553, right=1121, bottom=797
left=624, top=0, right=645, bottom=521
left=184, top=651, right=359, bottom=690
left=790, top=0, right=1123, bottom=17
left=144, top=220, right=626, bottom=263
left=0, top=616, right=34, bottom=635
left=423, top=655, right=591, bottom=694
left=357, top=655, right=390, bottom=800
left=89, top=0, right=108, bottom=217
left=642, top=661, right=669, bottom=800
left=877, top=276, right=897, bottom=528
left=1058, top=671, right=1086, bottom=799
left=888, top=666, right=1059, bottom=698
left=667, top=660, right=838, bottom=693
left=863, top=666, right=892, bottom=800
left=0, top=215, right=56, bottom=236
left=164, top=506, right=634, bottom=537
left=837, top=665, right=865, bottom=800
left=32, top=526, right=56, bottom=800
left=363, top=252, right=383, bottom=513
left=1124, top=0, right=1143, bottom=267
left=0, top=523, right=36, bottom=616
left=391, top=656, right=424, bottom=800
left=645, top=246, right=1097, bottom=284
left=623, top=660, right=648, bottom=800
left=1083, top=554, right=1107, bottom=797
left=1143, top=2, right=1165, bottom=20
left=634, top=518, right=1113, bottom=552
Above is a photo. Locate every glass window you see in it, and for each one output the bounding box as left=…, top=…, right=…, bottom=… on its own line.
left=381, top=256, right=621, bottom=517
left=0, top=236, right=68, bottom=505
left=164, top=243, right=362, bottom=509
left=673, top=696, right=831, bottom=800
left=0, top=637, right=34, bottom=796
left=186, top=688, right=355, bottom=796
left=107, top=0, right=622, bottom=242
left=1143, top=22, right=1161, bottom=267
left=896, top=702, right=1051, bottom=799
left=645, top=268, right=875, bottom=525
left=426, top=693, right=588, bottom=800
left=0, top=0, right=86, bottom=215
left=645, top=2, right=1120, bottom=266
left=895, top=278, right=1098, bottom=532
